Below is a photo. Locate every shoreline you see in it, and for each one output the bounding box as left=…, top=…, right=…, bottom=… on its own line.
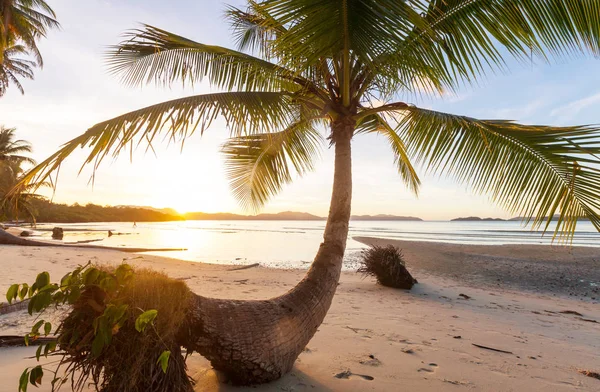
left=355, top=236, right=600, bottom=303
left=1, top=243, right=600, bottom=391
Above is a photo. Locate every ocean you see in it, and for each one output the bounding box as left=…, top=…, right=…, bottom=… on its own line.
left=29, top=220, right=600, bottom=269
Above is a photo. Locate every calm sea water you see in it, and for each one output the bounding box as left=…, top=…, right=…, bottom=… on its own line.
left=30, top=220, right=600, bottom=269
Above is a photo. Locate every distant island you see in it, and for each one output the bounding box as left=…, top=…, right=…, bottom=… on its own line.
left=6, top=201, right=425, bottom=224
left=184, top=211, right=423, bottom=221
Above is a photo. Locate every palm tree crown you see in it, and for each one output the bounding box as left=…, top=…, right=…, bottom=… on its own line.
left=0, top=125, right=34, bottom=164
left=12, top=0, right=600, bottom=241
left=0, top=43, right=34, bottom=95
left=0, top=0, right=59, bottom=64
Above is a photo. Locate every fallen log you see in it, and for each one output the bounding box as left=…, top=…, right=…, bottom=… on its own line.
left=0, top=229, right=185, bottom=253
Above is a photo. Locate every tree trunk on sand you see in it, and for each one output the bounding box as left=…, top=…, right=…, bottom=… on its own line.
left=0, top=227, right=53, bottom=246
left=180, top=121, right=354, bottom=385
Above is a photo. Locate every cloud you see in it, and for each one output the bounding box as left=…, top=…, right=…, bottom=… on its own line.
left=550, top=92, right=600, bottom=123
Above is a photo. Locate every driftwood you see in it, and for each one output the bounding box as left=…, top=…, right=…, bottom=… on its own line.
left=0, top=229, right=185, bottom=252
left=472, top=343, right=513, bottom=354
left=228, top=263, right=260, bottom=271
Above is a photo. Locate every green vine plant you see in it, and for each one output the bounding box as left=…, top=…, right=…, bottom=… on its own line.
left=5, top=263, right=190, bottom=392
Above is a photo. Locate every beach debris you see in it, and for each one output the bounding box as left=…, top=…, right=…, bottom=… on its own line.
left=359, top=354, right=382, bottom=367
left=577, top=317, right=598, bottom=323
left=357, top=245, right=417, bottom=289
left=458, top=293, right=472, bottom=300
left=334, top=370, right=374, bottom=381
left=453, top=335, right=462, bottom=339
left=559, top=310, right=584, bottom=316
left=20, top=230, right=32, bottom=237
left=66, top=239, right=103, bottom=244
left=234, top=279, right=249, bottom=284
left=344, top=326, right=372, bottom=334
left=578, top=370, right=600, bottom=380
left=443, top=379, right=469, bottom=386
left=229, top=263, right=260, bottom=271
left=52, top=227, right=64, bottom=240
left=472, top=343, right=513, bottom=354
left=401, top=348, right=414, bottom=354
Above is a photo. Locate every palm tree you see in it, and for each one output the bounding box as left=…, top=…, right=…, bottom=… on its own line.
left=0, top=0, right=59, bottom=64
left=11, top=0, right=600, bottom=384
left=0, top=126, right=34, bottom=163
left=0, top=43, right=35, bottom=95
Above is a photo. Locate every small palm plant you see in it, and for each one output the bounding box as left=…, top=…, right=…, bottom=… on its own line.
left=7, top=0, right=600, bottom=386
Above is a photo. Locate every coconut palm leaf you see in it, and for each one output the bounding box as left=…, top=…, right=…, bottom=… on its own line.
left=106, top=24, right=321, bottom=95
left=0, top=0, right=59, bottom=65
left=380, top=106, right=600, bottom=241
left=9, top=91, right=298, bottom=195
left=367, top=0, right=600, bottom=97
left=0, top=44, right=35, bottom=96
left=0, top=126, right=35, bottom=164
left=226, top=0, right=287, bottom=56
left=222, top=117, right=322, bottom=210
left=355, top=113, right=420, bottom=195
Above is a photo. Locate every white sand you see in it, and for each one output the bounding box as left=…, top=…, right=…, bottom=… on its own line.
left=1, top=244, right=599, bottom=391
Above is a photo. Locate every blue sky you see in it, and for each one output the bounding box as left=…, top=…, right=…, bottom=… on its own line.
left=1, top=0, right=600, bottom=219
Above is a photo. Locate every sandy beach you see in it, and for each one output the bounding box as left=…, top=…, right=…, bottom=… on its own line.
left=1, top=241, right=599, bottom=391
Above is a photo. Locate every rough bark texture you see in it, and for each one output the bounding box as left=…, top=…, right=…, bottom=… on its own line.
left=181, top=120, right=355, bottom=385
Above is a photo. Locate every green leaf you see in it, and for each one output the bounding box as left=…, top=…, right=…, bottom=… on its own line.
left=157, top=350, right=171, bottom=374
left=29, top=365, right=43, bottom=386
left=19, top=284, right=29, bottom=301
left=31, top=320, right=44, bottom=334
left=24, top=334, right=29, bottom=347
left=60, top=273, right=71, bottom=290
left=91, top=333, right=105, bottom=357
left=83, top=268, right=100, bottom=285
left=19, top=369, right=29, bottom=392
left=35, top=345, right=43, bottom=361
left=44, top=322, right=52, bottom=336
left=6, top=284, right=19, bottom=304
left=115, top=264, right=133, bottom=284
left=35, top=272, right=50, bottom=289
left=135, top=309, right=158, bottom=333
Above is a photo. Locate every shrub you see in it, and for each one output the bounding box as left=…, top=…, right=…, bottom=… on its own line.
left=358, top=245, right=417, bottom=289
left=6, top=264, right=194, bottom=392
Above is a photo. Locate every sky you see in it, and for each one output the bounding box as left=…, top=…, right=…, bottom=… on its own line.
left=2, top=0, right=600, bottom=220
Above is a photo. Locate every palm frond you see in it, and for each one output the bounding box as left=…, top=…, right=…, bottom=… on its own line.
left=9, top=91, right=298, bottom=196
left=226, top=0, right=287, bottom=57
left=391, top=106, right=600, bottom=241
left=222, top=117, right=323, bottom=210
left=356, top=113, right=420, bottom=195
left=371, top=0, right=600, bottom=96
left=106, top=24, right=313, bottom=93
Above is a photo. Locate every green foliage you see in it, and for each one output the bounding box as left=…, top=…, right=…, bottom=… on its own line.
left=9, top=1, right=600, bottom=241
left=24, top=198, right=184, bottom=223
left=6, top=264, right=192, bottom=391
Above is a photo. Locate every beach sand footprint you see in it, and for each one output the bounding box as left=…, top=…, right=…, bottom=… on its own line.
left=334, top=370, right=374, bottom=381
left=418, top=363, right=439, bottom=373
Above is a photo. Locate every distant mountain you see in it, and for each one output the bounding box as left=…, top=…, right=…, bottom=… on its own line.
left=351, top=214, right=422, bottom=221
left=451, top=216, right=507, bottom=222
left=183, top=211, right=324, bottom=221
left=183, top=211, right=424, bottom=221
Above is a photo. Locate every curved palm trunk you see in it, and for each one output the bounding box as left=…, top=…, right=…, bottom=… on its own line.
left=181, top=122, right=354, bottom=384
